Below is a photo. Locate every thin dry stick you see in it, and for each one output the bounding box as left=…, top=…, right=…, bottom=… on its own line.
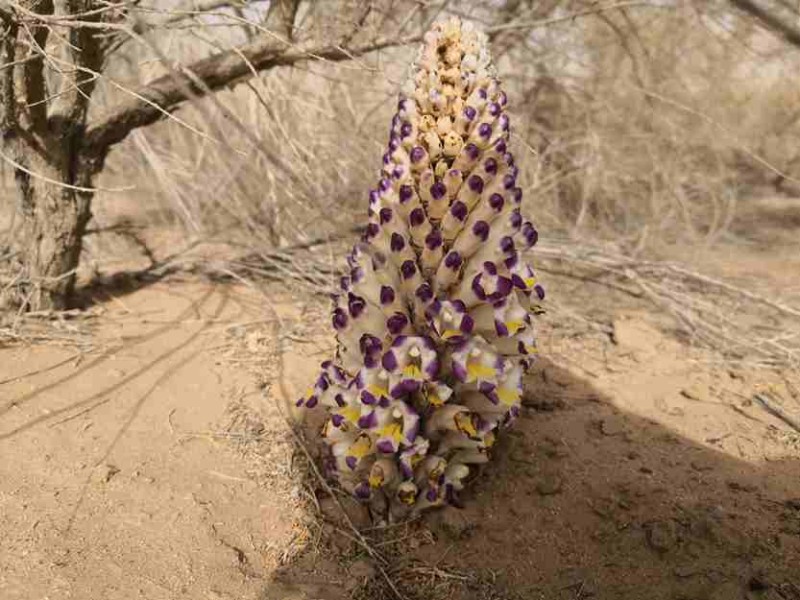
left=660, top=264, right=800, bottom=321
left=531, top=241, right=800, bottom=366
left=754, top=393, right=800, bottom=433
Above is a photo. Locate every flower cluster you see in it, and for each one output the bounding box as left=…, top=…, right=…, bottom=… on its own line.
left=298, top=17, right=543, bottom=517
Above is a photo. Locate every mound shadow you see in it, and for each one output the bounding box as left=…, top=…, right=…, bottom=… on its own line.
left=265, top=358, right=800, bottom=600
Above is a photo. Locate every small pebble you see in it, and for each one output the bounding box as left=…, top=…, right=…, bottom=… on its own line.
left=428, top=507, right=474, bottom=540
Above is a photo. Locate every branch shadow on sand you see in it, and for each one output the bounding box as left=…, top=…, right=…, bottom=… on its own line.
left=265, top=357, right=800, bottom=600
left=71, top=230, right=356, bottom=310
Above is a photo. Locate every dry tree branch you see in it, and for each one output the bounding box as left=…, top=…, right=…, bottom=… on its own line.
left=83, top=32, right=424, bottom=159
left=728, top=0, right=800, bottom=48
left=263, top=0, right=299, bottom=41
left=121, top=0, right=269, bottom=50
left=0, top=9, right=19, bottom=133
left=486, top=0, right=668, bottom=38
left=81, top=0, right=674, bottom=162
left=20, top=0, right=53, bottom=134
left=139, top=0, right=255, bottom=27
left=48, top=0, right=106, bottom=134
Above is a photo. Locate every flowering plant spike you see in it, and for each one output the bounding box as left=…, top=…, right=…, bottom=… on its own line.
left=298, top=17, right=543, bottom=517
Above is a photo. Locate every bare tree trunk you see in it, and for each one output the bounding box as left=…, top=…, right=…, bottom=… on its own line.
left=1, top=1, right=98, bottom=310
left=13, top=152, right=93, bottom=310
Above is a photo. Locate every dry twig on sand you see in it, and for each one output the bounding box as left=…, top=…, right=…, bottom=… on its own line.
left=754, top=393, right=800, bottom=433
left=532, top=241, right=800, bottom=369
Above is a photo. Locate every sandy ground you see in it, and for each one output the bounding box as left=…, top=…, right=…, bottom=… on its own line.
left=1, top=201, right=800, bottom=599
left=0, top=282, right=315, bottom=600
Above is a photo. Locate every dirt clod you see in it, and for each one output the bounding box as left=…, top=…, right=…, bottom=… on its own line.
left=600, top=416, right=627, bottom=436
left=98, top=464, right=120, bottom=483
left=348, top=559, right=375, bottom=579
left=536, top=472, right=564, bottom=496
left=691, top=460, right=715, bottom=472
left=747, top=574, right=770, bottom=592
left=645, top=520, right=678, bottom=553
left=727, top=480, right=757, bottom=493
left=261, top=582, right=337, bottom=600
left=319, top=495, right=372, bottom=530
left=428, top=507, right=474, bottom=540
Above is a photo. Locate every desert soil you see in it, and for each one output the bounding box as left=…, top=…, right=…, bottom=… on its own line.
left=2, top=206, right=800, bottom=600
